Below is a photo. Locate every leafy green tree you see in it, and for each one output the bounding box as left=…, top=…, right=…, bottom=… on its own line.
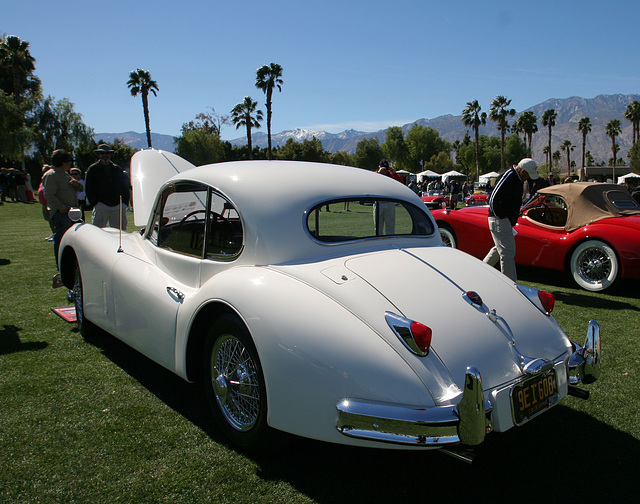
left=541, top=109, right=557, bottom=170
left=353, top=137, right=383, bottom=170
left=461, top=100, right=486, bottom=181
left=605, top=119, right=622, bottom=179
left=0, top=89, right=29, bottom=161
left=624, top=101, right=640, bottom=146
left=175, top=128, right=224, bottom=166
left=329, top=150, right=353, bottom=166
left=275, top=137, right=328, bottom=163
left=552, top=150, right=562, bottom=171
left=489, top=96, right=516, bottom=171
left=628, top=141, right=640, bottom=172
left=405, top=124, right=449, bottom=173
left=577, top=117, right=592, bottom=170
left=230, top=97, right=262, bottom=160
left=560, top=140, right=575, bottom=175
left=381, top=126, right=408, bottom=169
left=127, top=69, right=159, bottom=148
left=425, top=151, right=454, bottom=173
left=255, top=63, right=283, bottom=160
left=30, top=96, right=93, bottom=165
left=503, top=134, right=528, bottom=167
left=0, top=34, right=41, bottom=105
left=515, top=111, right=538, bottom=156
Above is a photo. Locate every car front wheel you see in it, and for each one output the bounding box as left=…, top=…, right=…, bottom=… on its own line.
left=203, top=313, right=271, bottom=452
left=569, top=240, right=619, bottom=291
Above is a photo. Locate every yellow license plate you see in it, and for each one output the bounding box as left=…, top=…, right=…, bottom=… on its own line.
left=511, top=370, right=558, bottom=425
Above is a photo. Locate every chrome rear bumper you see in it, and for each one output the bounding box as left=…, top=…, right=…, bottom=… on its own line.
left=336, top=321, right=601, bottom=458
left=336, top=367, right=493, bottom=448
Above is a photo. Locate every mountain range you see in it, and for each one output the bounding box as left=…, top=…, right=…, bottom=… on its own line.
left=96, top=93, right=640, bottom=168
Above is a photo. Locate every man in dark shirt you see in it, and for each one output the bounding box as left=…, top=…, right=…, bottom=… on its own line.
left=85, top=144, right=130, bottom=229
left=483, top=158, right=539, bottom=281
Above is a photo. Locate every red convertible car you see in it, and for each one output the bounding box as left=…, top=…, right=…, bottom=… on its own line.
left=421, top=191, right=450, bottom=210
left=431, top=182, right=640, bottom=291
left=464, top=192, right=489, bottom=206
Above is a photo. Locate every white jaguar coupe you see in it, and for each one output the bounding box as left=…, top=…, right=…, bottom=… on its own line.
left=58, top=149, right=600, bottom=462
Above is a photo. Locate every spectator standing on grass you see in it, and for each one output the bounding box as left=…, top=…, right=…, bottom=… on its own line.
left=38, top=165, right=55, bottom=241
left=70, top=167, right=86, bottom=222
left=85, top=144, right=130, bottom=230
left=0, top=167, right=8, bottom=203
left=375, top=159, right=404, bottom=235
left=42, top=149, right=82, bottom=288
left=483, top=158, right=539, bottom=282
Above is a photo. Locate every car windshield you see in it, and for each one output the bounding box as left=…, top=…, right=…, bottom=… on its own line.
left=307, top=198, right=434, bottom=243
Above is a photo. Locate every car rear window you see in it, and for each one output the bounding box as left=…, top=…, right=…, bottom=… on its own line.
left=605, top=190, right=640, bottom=210
left=307, top=198, right=434, bottom=243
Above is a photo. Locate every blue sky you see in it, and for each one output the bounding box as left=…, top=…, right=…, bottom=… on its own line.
left=4, top=0, right=640, bottom=141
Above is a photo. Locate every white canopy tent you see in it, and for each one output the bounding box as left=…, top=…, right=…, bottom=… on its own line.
left=618, top=172, right=640, bottom=184
left=479, top=171, right=500, bottom=184
left=441, top=170, right=465, bottom=182
left=417, top=169, right=440, bottom=182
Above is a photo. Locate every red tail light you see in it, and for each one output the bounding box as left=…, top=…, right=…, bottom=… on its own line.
left=385, top=312, right=433, bottom=357
left=538, top=291, right=555, bottom=314
left=410, top=321, right=432, bottom=354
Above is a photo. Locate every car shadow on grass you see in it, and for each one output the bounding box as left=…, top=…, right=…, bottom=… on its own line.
left=518, top=265, right=640, bottom=311
left=256, top=404, right=640, bottom=503
left=75, top=327, right=231, bottom=446
left=76, top=328, right=640, bottom=503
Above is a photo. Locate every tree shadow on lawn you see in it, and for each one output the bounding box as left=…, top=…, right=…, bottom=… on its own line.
left=0, top=324, right=48, bottom=355
left=80, top=328, right=640, bottom=503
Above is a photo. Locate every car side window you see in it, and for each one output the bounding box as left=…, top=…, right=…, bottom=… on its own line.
left=148, top=183, right=209, bottom=257
left=206, top=192, right=244, bottom=260
left=525, top=195, right=567, bottom=227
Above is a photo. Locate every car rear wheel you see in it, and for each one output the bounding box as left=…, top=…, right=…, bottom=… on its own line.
left=569, top=240, right=619, bottom=291
left=438, top=225, right=457, bottom=248
left=203, top=313, right=272, bottom=452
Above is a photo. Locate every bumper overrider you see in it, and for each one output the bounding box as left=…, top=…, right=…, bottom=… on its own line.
left=336, top=320, right=600, bottom=461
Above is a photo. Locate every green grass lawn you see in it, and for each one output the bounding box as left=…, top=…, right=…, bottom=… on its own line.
left=1, top=201, right=639, bottom=503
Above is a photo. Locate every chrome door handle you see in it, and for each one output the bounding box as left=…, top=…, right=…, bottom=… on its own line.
left=166, top=287, right=185, bottom=302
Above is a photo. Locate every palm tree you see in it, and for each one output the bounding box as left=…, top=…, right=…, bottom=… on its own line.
left=489, top=96, right=516, bottom=171
left=577, top=117, right=592, bottom=172
left=515, top=111, right=538, bottom=156
left=560, top=140, right=575, bottom=175
left=0, top=34, right=36, bottom=104
left=255, top=63, right=283, bottom=160
left=230, top=97, right=263, bottom=160
left=624, top=101, right=640, bottom=146
left=127, top=69, right=159, bottom=148
left=605, top=119, right=622, bottom=182
left=541, top=109, right=557, bottom=170
left=461, top=100, right=486, bottom=181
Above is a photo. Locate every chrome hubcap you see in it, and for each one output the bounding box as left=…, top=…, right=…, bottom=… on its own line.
left=211, top=334, right=260, bottom=431
left=578, top=249, right=611, bottom=282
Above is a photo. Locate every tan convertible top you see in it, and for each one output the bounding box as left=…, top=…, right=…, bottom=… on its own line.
left=537, top=182, right=640, bottom=232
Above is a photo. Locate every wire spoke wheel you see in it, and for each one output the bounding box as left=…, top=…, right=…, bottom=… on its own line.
left=211, top=334, right=261, bottom=431
left=570, top=240, right=618, bottom=291
left=203, top=313, right=273, bottom=451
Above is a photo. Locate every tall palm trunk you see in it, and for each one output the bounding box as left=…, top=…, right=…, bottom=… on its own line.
left=142, top=92, right=152, bottom=148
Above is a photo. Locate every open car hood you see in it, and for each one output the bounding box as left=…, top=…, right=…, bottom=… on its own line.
left=131, top=149, right=196, bottom=227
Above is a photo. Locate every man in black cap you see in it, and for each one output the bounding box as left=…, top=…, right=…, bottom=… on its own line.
left=85, top=144, right=130, bottom=229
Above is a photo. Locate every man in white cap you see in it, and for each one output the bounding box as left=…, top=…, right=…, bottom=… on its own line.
left=483, top=158, right=539, bottom=281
